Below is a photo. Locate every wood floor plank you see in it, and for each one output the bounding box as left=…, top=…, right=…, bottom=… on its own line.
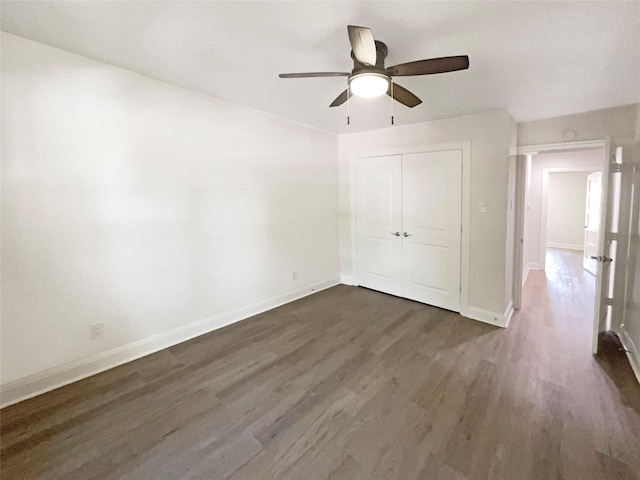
left=1, top=248, right=639, bottom=479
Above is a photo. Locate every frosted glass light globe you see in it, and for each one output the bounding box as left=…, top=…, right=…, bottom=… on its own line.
left=349, top=73, right=390, bottom=98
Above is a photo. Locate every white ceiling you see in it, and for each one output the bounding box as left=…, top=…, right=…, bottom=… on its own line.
left=2, top=1, right=639, bottom=134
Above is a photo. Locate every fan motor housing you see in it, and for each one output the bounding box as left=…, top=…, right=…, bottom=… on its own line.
left=351, top=40, right=388, bottom=75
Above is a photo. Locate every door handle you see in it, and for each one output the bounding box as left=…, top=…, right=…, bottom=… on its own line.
left=403, top=232, right=412, bottom=237
left=591, top=255, right=613, bottom=263
left=390, top=231, right=400, bottom=237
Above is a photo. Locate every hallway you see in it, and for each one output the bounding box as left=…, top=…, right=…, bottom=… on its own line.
left=543, top=247, right=596, bottom=323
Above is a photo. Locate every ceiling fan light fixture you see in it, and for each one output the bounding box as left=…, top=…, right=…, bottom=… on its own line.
left=348, top=73, right=389, bottom=98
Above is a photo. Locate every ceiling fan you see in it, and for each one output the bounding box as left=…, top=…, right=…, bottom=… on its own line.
left=279, top=25, right=469, bottom=108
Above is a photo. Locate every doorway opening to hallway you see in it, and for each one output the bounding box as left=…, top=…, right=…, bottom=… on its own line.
left=517, top=146, right=607, bottom=350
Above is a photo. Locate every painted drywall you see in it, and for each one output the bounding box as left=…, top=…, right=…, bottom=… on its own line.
left=518, top=104, right=637, bottom=148
left=339, top=109, right=514, bottom=317
left=546, top=172, right=590, bottom=249
left=522, top=150, right=602, bottom=274
left=1, top=33, right=340, bottom=388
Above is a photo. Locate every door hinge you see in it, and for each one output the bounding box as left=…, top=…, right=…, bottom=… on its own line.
left=604, top=297, right=614, bottom=306
left=610, top=163, right=622, bottom=173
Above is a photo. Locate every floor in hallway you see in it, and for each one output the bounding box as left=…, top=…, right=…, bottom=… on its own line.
left=544, top=247, right=596, bottom=311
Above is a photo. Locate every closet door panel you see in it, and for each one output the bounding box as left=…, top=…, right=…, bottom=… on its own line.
left=402, top=150, right=462, bottom=310
left=355, top=155, right=402, bottom=296
left=408, top=244, right=449, bottom=291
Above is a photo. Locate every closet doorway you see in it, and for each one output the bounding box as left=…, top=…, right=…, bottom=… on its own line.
left=355, top=149, right=463, bottom=312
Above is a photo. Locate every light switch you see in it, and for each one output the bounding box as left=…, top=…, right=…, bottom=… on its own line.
left=479, top=202, right=487, bottom=213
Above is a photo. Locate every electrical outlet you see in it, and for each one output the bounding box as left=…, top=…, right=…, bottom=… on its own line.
left=478, top=202, right=487, bottom=213
left=91, top=323, right=105, bottom=341
left=292, top=270, right=298, bottom=281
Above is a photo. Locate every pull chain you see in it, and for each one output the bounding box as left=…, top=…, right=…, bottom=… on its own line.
left=390, top=82, right=395, bottom=125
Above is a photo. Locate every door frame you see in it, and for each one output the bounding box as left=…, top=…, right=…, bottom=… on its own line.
left=516, top=139, right=608, bottom=353
left=513, top=155, right=526, bottom=310
left=348, top=141, right=471, bottom=316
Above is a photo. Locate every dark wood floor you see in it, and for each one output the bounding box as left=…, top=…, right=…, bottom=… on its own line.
left=2, top=249, right=639, bottom=479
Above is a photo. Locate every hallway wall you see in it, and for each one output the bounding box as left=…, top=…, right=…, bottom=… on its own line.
left=546, top=171, right=590, bottom=250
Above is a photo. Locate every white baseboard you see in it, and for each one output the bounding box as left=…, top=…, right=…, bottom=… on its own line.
left=0, top=276, right=340, bottom=408
left=503, top=301, right=515, bottom=328
left=465, top=305, right=511, bottom=328
left=340, top=274, right=357, bottom=286
left=620, top=326, right=640, bottom=385
left=546, top=242, right=583, bottom=251
left=523, top=262, right=543, bottom=287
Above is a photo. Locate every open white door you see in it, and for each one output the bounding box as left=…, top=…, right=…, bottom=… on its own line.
left=592, top=143, right=623, bottom=353
left=355, top=155, right=403, bottom=296
left=583, top=172, right=602, bottom=276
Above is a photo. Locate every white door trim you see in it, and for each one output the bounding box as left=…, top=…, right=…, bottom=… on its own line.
left=348, top=141, right=471, bottom=317
left=513, top=155, right=527, bottom=310
left=517, top=140, right=605, bottom=155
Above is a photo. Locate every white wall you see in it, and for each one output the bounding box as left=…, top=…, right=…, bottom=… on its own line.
left=518, top=104, right=637, bottom=148
left=339, top=109, right=515, bottom=319
left=546, top=171, right=590, bottom=250
left=522, top=150, right=603, bottom=273
left=1, top=33, right=340, bottom=400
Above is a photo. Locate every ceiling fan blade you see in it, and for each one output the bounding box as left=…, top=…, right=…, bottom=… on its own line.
left=387, top=55, right=469, bottom=76
left=387, top=82, right=422, bottom=108
left=329, top=89, right=352, bottom=107
left=279, top=72, right=350, bottom=78
left=347, top=25, right=377, bottom=66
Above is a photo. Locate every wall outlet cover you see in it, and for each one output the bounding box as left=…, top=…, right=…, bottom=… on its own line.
left=91, top=323, right=105, bottom=341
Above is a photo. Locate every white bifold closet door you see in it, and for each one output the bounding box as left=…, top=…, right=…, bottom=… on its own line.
left=356, top=155, right=403, bottom=296
left=356, top=150, right=462, bottom=312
